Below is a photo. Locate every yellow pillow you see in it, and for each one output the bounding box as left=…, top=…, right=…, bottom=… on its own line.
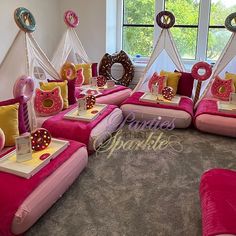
left=75, top=64, right=92, bottom=85
left=225, top=72, right=236, bottom=89
left=0, top=103, right=19, bottom=146
left=160, top=70, right=182, bottom=95
left=40, top=81, right=68, bottom=109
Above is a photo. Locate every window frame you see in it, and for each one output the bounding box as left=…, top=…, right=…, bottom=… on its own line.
left=117, top=0, right=229, bottom=66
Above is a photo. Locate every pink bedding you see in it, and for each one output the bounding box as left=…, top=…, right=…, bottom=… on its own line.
left=42, top=104, right=117, bottom=147
left=0, top=140, right=85, bottom=236
left=195, top=99, right=236, bottom=120
left=11, top=146, right=88, bottom=235
left=200, top=169, right=236, bottom=236
left=121, top=92, right=194, bottom=117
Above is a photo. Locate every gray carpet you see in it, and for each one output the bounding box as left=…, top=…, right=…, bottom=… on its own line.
left=26, top=127, right=236, bottom=236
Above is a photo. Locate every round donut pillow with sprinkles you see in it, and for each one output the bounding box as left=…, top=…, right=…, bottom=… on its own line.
left=31, top=128, right=52, bottom=152
left=162, top=86, right=174, bottom=100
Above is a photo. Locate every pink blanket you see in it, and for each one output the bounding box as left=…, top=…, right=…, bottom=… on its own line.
left=195, top=99, right=236, bottom=119
left=75, top=85, right=129, bottom=98
left=0, top=140, right=84, bottom=236
left=200, top=169, right=236, bottom=236
left=42, top=104, right=117, bottom=147
left=122, top=92, right=194, bottom=117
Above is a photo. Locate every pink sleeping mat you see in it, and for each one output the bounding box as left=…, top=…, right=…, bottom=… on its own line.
left=195, top=99, right=236, bottom=137
left=200, top=169, right=236, bottom=236
left=121, top=92, right=193, bottom=128
left=0, top=142, right=88, bottom=235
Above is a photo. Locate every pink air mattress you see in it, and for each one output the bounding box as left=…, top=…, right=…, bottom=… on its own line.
left=200, top=169, right=236, bottom=236
left=11, top=146, right=88, bottom=235
left=37, top=108, right=123, bottom=151
left=195, top=99, right=236, bottom=137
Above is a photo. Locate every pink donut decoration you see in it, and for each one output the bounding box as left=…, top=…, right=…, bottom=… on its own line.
left=13, top=75, right=34, bottom=102
left=97, top=75, right=107, bottom=87
left=34, top=87, right=63, bottom=116
left=191, top=62, right=212, bottom=81
left=211, top=76, right=235, bottom=101
left=64, top=10, right=79, bottom=28
left=0, top=128, right=5, bottom=152
left=148, top=73, right=167, bottom=93
left=31, top=128, right=51, bottom=152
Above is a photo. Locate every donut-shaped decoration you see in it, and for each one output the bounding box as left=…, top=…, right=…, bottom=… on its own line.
left=75, top=68, right=84, bottom=87
left=148, top=73, right=167, bottom=94
left=211, top=76, right=235, bottom=101
left=191, top=62, right=212, bottom=81
left=99, top=50, right=134, bottom=87
left=97, top=75, right=107, bottom=87
left=86, top=95, right=96, bottom=110
left=225, top=12, right=236, bottom=33
left=162, top=86, right=174, bottom=100
left=31, top=128, right=52, bottom=152
left=13, top=75, right=34, bottom=102
left=14, top=7, right=36, bottom=33
left=0, top=128, right=5, bottom=152
left=156, top=11, right=175, bottom=29
left=34, top=87, right=64, bottom=116
left=64, top=10, right=79, bottom=28
left=60, top=62, right=77, bottom=80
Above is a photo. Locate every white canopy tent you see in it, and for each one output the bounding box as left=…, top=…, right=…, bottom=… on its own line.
left=196, top=32, right=236, bottom=106
left=52, top=27, right=90, bottom=72
left=133, top=28, right=185, bottom=93
left=0, top=30, right=61, bottom=128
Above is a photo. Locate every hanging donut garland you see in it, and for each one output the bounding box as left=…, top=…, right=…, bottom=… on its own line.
left=156, top=11, right=175, bottom=29
left=31, top=128, right=52, bottom=152
left=64, top=10, right=79, bottom=28
left=225, top=12, right=236, bottom=33
left=60, top=62, right=77, bottom=80
left=13, top=75, right=34, bottom=102
left=14, top=7, right=36, bottom=33
left=86, top=95, right=96, bottom=110
left=191, top=62, right=212, bottom=104
left=99, top=50, right=134, bottom=87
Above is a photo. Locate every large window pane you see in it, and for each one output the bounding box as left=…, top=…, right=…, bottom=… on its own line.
left=123, top=0, right=155, bottom=25
left=123, top=27, right=154, bottom=57
left=165, top=0, right=200, bottom=25
left=210, top=0, right=236, bottom=26
left=171, top=27, right=198, bottom=60
left=207, top=28, right=231, bottom=60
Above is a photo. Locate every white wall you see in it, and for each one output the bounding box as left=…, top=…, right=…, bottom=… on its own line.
left=59, top=0, right=107, bottom=62
left=0, top=0, right=62, bottom=63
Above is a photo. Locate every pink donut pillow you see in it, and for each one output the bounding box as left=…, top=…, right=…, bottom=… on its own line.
left=34, top=87, right=64, bottom=117
left=0, top=128, right=5, bottom=151
left=211, top=76, right=235, bottom=101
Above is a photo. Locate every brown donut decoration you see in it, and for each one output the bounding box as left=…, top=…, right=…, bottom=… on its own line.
left=31, top=128, right=52, bottom=152
left=86, top=95, right=96, bottom=110
left=97, top=75, right=107, bottom=87
left=156, top=11, right=175, bottom=29
left=99, top=50, right=134, bottom=87
left=162, top=86, right=174, bottom=100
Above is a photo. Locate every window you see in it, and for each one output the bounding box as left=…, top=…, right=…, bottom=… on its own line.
left=120, top=0, right=236, bottom=63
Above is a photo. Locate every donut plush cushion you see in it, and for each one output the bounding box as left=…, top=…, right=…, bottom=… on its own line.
left=160, top=71, right=182, bottom=95
left=211, top=76, right=235, bottom=101
left=75, top=64, right=92, bottom=85
left=175, top=70, right=194, bottom=98
left=0, top=103, right=19, bottom=146
left=40, top=81, right=68, bottom=109
left=0, top=97, right=26, bottom=134
left=34, top=87, right=64, bottom=117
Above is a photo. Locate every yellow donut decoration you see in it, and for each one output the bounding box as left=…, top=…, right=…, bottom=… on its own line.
left=60, top=62, right=77, bottom=80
